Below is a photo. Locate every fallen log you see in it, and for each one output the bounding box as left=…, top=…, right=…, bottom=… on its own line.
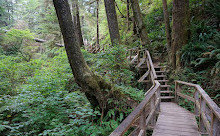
left=0, top=29, right=64, bottom=47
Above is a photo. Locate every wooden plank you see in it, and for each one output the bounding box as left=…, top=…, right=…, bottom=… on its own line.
left=177, top=92, right=195, bottom=102
left=152, top=102, right=200, bottom=136
left=138, top=70, right=149, bottom=82
left=154, top=125, right=199, bottom=133
left=155, top=122, right=198, bottom=130
left=136, top=58, right=146, bottom=68
left=153, top=132, right=183, bottom=136
left=160, top=96, right=174, bottom=99
left=153, top=129, right=200, bottom=136
left=130, top=54, right=138, bottom=64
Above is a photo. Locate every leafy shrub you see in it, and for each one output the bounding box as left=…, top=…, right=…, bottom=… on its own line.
left=181, top=42, right=207, bottom=66
left=2, top=29, right=35, bottom=61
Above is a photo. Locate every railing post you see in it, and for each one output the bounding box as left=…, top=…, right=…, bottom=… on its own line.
left=199, top=97, right=206, bottom=133
left=139, top=107, right=146, bottom=136
left=156, top=87, right=161, bottom=113
left=175, top=81, right=180, bottom=103
left=143, top=50, right=146, bottom=58
left=211, top=113, right=220, bottom=136
left=150, top=95, right=156, bottom=127
left=137, top=50, right=140, bottom=63
left=194, top=90, right=199, bottom=116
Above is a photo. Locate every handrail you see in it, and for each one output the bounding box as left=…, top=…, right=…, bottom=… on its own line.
left=175, top=80, right=220, bottom=136
left=110, top=48, right=161, bottom=136
left=145, top=50, right=157, bottom=79
left=109, top=81, right=160, bottom=136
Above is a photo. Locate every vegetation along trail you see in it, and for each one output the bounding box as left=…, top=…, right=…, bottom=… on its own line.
left=0, top=0, right=219, bottom=135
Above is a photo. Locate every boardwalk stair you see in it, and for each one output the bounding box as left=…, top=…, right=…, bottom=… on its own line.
left=110, top=48, right=220, bottom=136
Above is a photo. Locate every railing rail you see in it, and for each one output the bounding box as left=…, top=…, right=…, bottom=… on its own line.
left=109, top=81, right=160, bottom=136
left=175, top=80, right=220, bottom=136
left=110, top=48, right=160, bottom=136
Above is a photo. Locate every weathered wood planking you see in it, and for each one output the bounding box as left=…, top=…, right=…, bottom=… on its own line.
left=175, top=80, right=220, bottom=136
left=152, top=102, right=200, bottom=136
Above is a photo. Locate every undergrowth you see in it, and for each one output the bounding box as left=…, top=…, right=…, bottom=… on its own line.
left=0, top=47, right=144, bottom=136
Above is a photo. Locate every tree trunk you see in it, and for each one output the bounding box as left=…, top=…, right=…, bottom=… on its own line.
left=53, top=0, right=129, bottom=114
left=171, top=0, right=190, bottom=69
left=130, top=0, right=149, bottom=47
left=72, top=0, right=84, bottom=47
left=127, top=0, right=130, bottom=31
left=162, top=0, right=171, bottom=51
left=96, top=0, right=99, bottom=47
left=104, top=0, right=121, bottom=45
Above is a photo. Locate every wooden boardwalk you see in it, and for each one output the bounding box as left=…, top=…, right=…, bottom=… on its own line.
left=110, top=48, right=220, bottom=136
left=152, top=102, right=200, bottom=136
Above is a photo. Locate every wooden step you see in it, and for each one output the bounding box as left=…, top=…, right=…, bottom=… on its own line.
left=157, top=80, right=169, bottom=82
left=160, top=91, right=173, bottom=94
left=160, top=96, right=175, bottom=99
left=156, top=71, right=166, bottom=73
left=160, top=85, right=170, bottom=88
left=157, top=75, right=166, bottom=78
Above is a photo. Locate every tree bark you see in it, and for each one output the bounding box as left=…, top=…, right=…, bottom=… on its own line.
left=53, top=0, right=129, bottom=114
left=162, top=0, right=171, bottom=51
left=72, top=0, right=84, bottom=47
left=96, top=0, right=99, bottom=47
left=130, top=0, right=149, bottom=47
left=104, top=0, right=121, bottom=45
left=171, top=0, right=190, bottom=69
left=127, top=0, right=130, bottom=31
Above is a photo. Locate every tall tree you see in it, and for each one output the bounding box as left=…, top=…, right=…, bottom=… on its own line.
left=72, top=0, right=84, bottom=47
left=53, top=0, right=129, bottom=114
left=104, top=0, right=121, bottom=45
left=96, top=0, right=99, bottom=47
left=171, top=0, right=190, bottom=69
left=130, top=0, right=149, bottom=47
left=127, top=0, right=130, bottom=31
left=162, top=0, right=171, bottom=51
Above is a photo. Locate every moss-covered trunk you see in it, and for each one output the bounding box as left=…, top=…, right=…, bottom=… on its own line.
left=53, top=0, right=129, bottom=113
left=171, top=0, right=190, bottom=69
left=130, top=0, right=149, bottom=47
left=162, top=0, right=171, bottom=51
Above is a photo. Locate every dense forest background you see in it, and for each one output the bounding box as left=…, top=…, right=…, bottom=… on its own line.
left=0, top=0, right=219, bottom=135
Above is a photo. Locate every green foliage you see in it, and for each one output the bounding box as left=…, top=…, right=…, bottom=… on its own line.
left=0, top=47, right=145, bottom=135
left=181, top=42, right=207, bottom=66
left=206, top=0, right=220, bottom=18
left=83, top=45, right=135, bottom=85
left=2, top=29, right=35, bottom=61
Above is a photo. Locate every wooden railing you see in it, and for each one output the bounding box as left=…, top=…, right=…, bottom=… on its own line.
left=175, top=80, right=220, bottom=136
left=127, top=48, right=157, bottom=82
left=110, top=48, right=160, bottom=136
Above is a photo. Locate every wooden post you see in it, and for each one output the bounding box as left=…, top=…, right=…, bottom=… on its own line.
left=139, top=107, right=146, bottom=136
left=211, top=113, right=220, bottom=136
left=143, top=50, right=146, bottom=58
left=137, top=50, right=140, bottom=63
left=199, top=97, right=207, bottom=133
left=194, top=90, right=199, bottom=116
left=175, top=81, right=180, bottom=103
left=150, top=95, right=156, bottom=127
left=156, top=87, right=161, bottom=113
